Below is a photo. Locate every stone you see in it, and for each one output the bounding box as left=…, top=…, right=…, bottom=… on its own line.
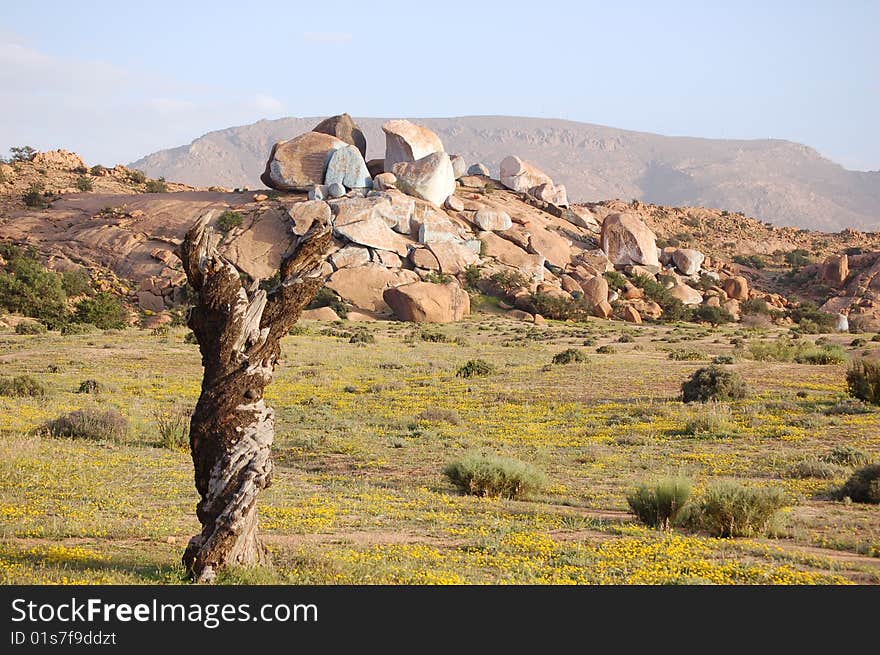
left=383, top=281, right=470, bottom=323
left=347, top=310, right=378, bottom=322
left=600, top=212, right=660, bottom=268
left=499, top=155, right=553, bottom=193
left=328, top=182, right=346, bottom=198
left=300, top=306, right=341, bottom=321
left=393, top=152, right=456, bottom=207
left=288, top=200, right=331, bottom=236
left=527, top=226, right=572, bottom=268
left=449, top=154, right=467, bottom=179
left=445, top=195, right=464, bottom=212
left=467, top=163, right=490, bottom=176
left=533, top=314, right=547, bottom=326
left=633, top=299, right=663, bottom=319
left=458, top=175, right=488, bottom=189
left=374, top=189, right=416, bottom=234
left=308, top=185, right=328, bottom=201
left=324, top=144, right=371, bottom=190
left=474, top=208, right=512, bottom=231
left=565, top=206, right=600, bottom=232
left=327, top=264, right=419, bottom=313
left=593, top=300, right=613, bottom=319
left=622, top=281, right=644, bottom=300
left=672, top=248, right=705, bottom=276
left=577, top=249, right=614, bottom=275
left=835, top=313, right=849, bottom=332
left=560, top=274, right=581, bottom=294
left=137, top=290, right=166, bottom=312
left=261, top=131, right=347, bottom=191
left=413, top=204, right=463, bottom=243
left=428, top=241, right=479, bottom=274
left=478, top=232, right=545, bottom=280
left=723, top=276, right=749, bottom=301
left=507, top=309, right=534, bottom=322
left=623, top=306, right=642, bottom=324
left=530, top=182, right=568, bottom=207
left=372, top=249, right=403, bottom=268
left=331, top=196, right=411, bottom=255
left=373, top=172, right=397, bottom=191
left=409, top=247, right=441, bottom=270
left=312, top=113, right=367, bottom=158
left=253, top=193, right=269, bottom=202
left=705, top=296, right=721, bottom=308
left=330, top=245, right=371, bottom=269
left=668, top=283, right=703, bottom=305
left=366, top=158, right=385, bottom=177
left=580, top=275, right=609, bottom=306
left=382, top=119, right=445, bottom=172
left=821, top=254, right=849, bottom=288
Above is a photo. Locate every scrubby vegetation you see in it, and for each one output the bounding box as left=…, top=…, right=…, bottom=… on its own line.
left=681, top=366, right=747, bottom=403
left=839, top=465, right=880, bottom=504
left=846, top=359, right=880, bottom=405
left=690, top=481, right=788, bottom=537
left=216, top=210, right=243, bottom=233
left=627, top=478, right=691, bottom=530
left=552, top=348, right=586, bottom=365
left=0, top=375, right=47, bottom=398
left=306, top=287, right=348, bottom=318
left=44, top=408, right=129, bottom=442
left=444, top=453, right=546, bottom=499
left=74, top=292, right=127, bottom=329
left=455, top=359, right=495, bottom=378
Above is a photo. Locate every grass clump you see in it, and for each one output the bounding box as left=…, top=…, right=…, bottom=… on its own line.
left=785, top=458, right=842, bottom=479
left=77, top=379, right=104, bottom=394
left=668, top=349, right=706, bottom=361
left=216, top=210, right=243, bottom=233
left=846, top=359, right=880, bottom=405
left=692, top=481, right=788, bottom=537
left=712, top=354, right=735, bottom=365
left=794, top=344, right=848, bottom=365
left=682, top=403, right=737, bottom=437
left=75, top=175, right=93, bottom=192
left=681, top=365, right=747, bottom=403
left=839, top=465, right=880, bottom=504
left=596, top=345, right=616, bottom=355
left=348, top=329, right=375, bottom=344
left=14, top=321, right=46, bottom=335
left=455, top=359, right=494, bottom=378
left=44, top=408, right=129, bottom=442
left=0, top=374, right=47, bottom=398
left=626, top=477, right=691, bottom=530
left=822, top=445, right=869, bottom=468
left=552, top=348, right=586, bottom=365
left=152, top=402, right=191, bottom=450
left=443, top=453, right=547, bottom=499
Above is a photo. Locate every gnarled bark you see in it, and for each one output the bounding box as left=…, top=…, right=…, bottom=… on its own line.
left=178, top=210, right=331, bottom=582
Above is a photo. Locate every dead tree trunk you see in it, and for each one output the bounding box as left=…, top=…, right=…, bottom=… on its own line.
left=178, top=210, right=330, bottom=582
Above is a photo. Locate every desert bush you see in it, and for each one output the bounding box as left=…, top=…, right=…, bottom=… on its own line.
left=0, top=374, right=47, bottom=397
left=630, top=274, right=692, bottom=322
left=784, top=249, right=811, bottom=267
left=488, top=270, right=529, bottom=300
left=529, top=293, right=592, bottom=321
left=216, top=210, right=243, bottom=233
left=732, top=254, right=766, bottom=269
left=60, top=322, right=97, bottom=335
left=552, top=348, right=586, bottom=364
left=822, top=445, right=870, bottom=467
left=617, top=334, right=634, bottom=343
left=740, top=298, right=771, bottom=316
left=846, top=359, right=880, bottom=405
left=14, top=321, right=46, bottom=335
left=90, top=164, right=106, bottom=176
left=795, top=344, right=847, bottom=365
left=712, top=354, right=735, bottom=365
left=668, top=349, right=706, bottom=361
left=128, top=169, right=146, bottom=184
left=75, top=175, right=93, bottom=192
left=823, top=399, right=871, bottom=415
left=152, top=402, right=192, bottom=450
left=693, top=481, right=788, bottom=537
left=692, top=304, right=733, bottom=326
left=9, top=145, right=36, bottom=162
left=419, top=329, right=450, bottom=343
left=77, top=379, right=104, bottom=394
left=145, top=177, right=168, bottom=193
left=306, top=287, right=347, bottom=318
left=443, top=453, right=547, bottom=499
left=839, top=464, right=880, bottom=504
left=785, top=458, right=842, bottom=479
left=22, top=183, right=48, bottom=208
left=349, top=329, right=375, bottom=344
left=44, top=408, right=129, bottom=442
left=455, top=359, right=495, bottom=378
left=603, top=271, right=627, bottom=291
left=626, top=477, right=691, bottom=530
left=74, top=292, right=127, bottom=329
left=61, top=269, right=92, bottom=297
left=682, top=403, right=737, bottom=437
left=681, top=366, right=747, bottom=403
left=596, top=344, right=616, bottom=355
left=788, top=302, right=837, bottom=333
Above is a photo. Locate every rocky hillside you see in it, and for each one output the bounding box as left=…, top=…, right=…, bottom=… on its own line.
left=131, top=116, right=880, bottom=232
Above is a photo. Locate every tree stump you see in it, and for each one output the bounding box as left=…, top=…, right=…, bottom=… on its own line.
left=178, top=210, right=331, bottom=582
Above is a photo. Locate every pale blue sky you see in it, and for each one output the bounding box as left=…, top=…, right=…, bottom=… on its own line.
left=1, top=0, right=877, bottom=169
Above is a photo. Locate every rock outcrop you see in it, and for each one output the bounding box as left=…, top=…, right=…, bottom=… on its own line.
left=312, top=113, right=367, bottom=158
left=600, top=212, right=660, bottom=269
left=383, top=281, right=470, bottom=323
left=261, top=132, right=346, bottom=191
left=382, top=120, right=445, bottom=173
left=392, top=153, right=455, bottom=207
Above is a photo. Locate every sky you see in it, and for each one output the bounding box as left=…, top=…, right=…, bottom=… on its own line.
left=1, top=0, right=877, bottom=170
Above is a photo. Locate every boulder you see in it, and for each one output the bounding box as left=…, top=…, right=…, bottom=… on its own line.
left=449, top=154, right=467, bottom=179
left=413, top=204, right=463, bottom=243
left=324, top=144, right=372, bottom=190
left=530, top=182, right=568, bottom=207
left=835, top=313, right=849, bottom=332
left=328, top=182, right=346, bottom=198
left=372, top=249, right=403, bottom=268
left=428, top=241, right=479, bottom=274
left=393, top=152, right=456, bottom=207
left=507, top=309, right=534, bottom=322
left=327, top=264, right=419, bottom=313
left=261, top=132, right=346, bottom=191
left=705, top=296, right=721, bottom=308
left=580, top=275, right=609, bottom=306
left=478, top=232, right=545, bottom=280
left=458, top=175, right=489, bottom=189
left=409, top=247, right=441, bottom=270
left=560, top=274, right=581, bottom=294
left=379, top=189, right=417, bottom=233
left=330, top=245, right=371, bottom=269
left=383, top=281, right=470, bottom=323
left=312, top=113, right=367, bottom=158
left=821, top=254, right=849, bottom=288
left=288, top=200, right=331, bottom=236
left=723, top=276, right=749, bottom=301
left=622, top=281, right=644, bottom=300
left=331, top=196, right=411, bottom=255
left=373, top=172, right=397, bottom=191
left=467, top=163, right=490, bottom=176
left=527, top=226, right=572, bottom=268
left=623, top=306, right=642, bottom=324
left=474, top=208, right=512, bottom=231
left=593, top=300, right=613, bottom=319
left=499, top=156, right=553, bottom=193
left=445, top=195, right=464, bottom=212
left=600, top=212, right=660, bottom=268
left=383, top=119, right=445, bottom=172
left=300, top=306, right=341, bottom=321
left=668, top=283, right=703, bottom=305
left=633, top=299, right=662, bottom=319
left=308, top=185, right=328, bottom=201
left=565, top=206, right=600, bottom=232
left=672, top=248, right=705, bottom=276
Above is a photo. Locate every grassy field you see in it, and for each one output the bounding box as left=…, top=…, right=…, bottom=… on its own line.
left=1, top=315, right=878, bottom=585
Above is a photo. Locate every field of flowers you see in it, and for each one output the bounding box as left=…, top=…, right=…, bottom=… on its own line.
left=0, top=315, right=878, bottom=584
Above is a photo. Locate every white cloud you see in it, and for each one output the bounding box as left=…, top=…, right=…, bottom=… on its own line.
left=303, top=31, right=353, bottom=44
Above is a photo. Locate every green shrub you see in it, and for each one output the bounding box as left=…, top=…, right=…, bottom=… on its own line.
left=0, top=244, right=80, bottom=327
left=443, top=453, right=547, bottom=499
left=668, top=349, right=706, bottom=361
left=748, top=338, right=808, bottom=362
left=839, top=465, right=880, bottom=504
left=741, top=298, right=771, bottom=316
left=682, top=403, right=737, bottom=437
left=732, top=254, right=766, bottom=269
left=693, top=481, right=788, bottom=537
left=9, top=146, right=36, bottom=162
left=89, top=164, right=106, bottom=176
left=528, top=293, right=592, bottom=321
left=712, top=354, right=735, bottom=365
left=60, top=269, right=92, bottom=297
left=681, top=365, right=747, bottom=403
left=794, top=345, right=847, bottom=365
left=630, top=274, right=692, bottom=322
left=626, top=477, right=691, bottom=530
left=306, top=287, right=347, bottom=318
left=455, top=359, right=495, bottom=378
left=153, top=402, right=191, bottom=450
left=75, top=175, right=93, bottom=192
left=552, top=348, right=586, bottom=365
left=145, top=177, right=168, bottom=193
left=463, top=264, right=482, bottom=290
left=60, top=322, right=97, bottom=335
left=44, top=408, right=129, bottom=442
left=823, top=445, right=870, bottom=468
left=14, top=321, right=46, bottom=335
left=22, top=183, right=48, bottom=208
left=617, top=334, right=635, bottom=343
left=74, top=292, right=127, bottom=329
left=349, top=329, right=375, bottom=344
left=846, top=359, right=880, bottom=405
left=216, top=210, right=243, bottom=233
left=784, top=249, right=811, bottom=267
left=77, top=379, right=104, bottom=394
left=596, top=344, right=616, bottom=354
left=419, top=329, right=451, bottom=343
left=785, top=458, right=842, bottom=479
left=0, top=374, right=47, bottom=397
left=488, top=270, right=529, bottom=300
left=692, top=305, right=733, bottom=326
left=603, top=271, right=627, bottom=291
left=788, top=302, right=837, bottom=333
left=128, top=169, right=146, bottom=184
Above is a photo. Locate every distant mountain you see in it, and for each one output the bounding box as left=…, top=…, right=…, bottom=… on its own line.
left=131, top=116, right=880, bottom=232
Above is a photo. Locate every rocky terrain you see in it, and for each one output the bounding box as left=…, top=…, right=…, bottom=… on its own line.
left=130, top=116, right=880, bottom=232
left=4, top=115, right=880, bottom=330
